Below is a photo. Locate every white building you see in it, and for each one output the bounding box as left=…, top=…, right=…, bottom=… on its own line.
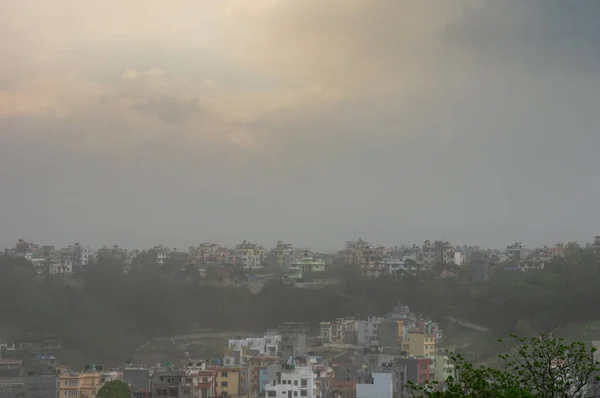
left=356, top=371, right=393, bottom=398
left=49, top=261, right=72, bottom=277
left=357, top=317, right=382, bottom=346
left=265, top=363, right=318, bottom=398
left=431, top=355, right=455, bottom=383
left=227, top=334, right=282, bottom=364
left=236, top=241, right=265, bottom=270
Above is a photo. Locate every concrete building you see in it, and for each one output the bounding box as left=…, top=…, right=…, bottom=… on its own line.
left=377, top=319, right=405, bottom=349
left=235, top=241, right=265, bottom=270
left=279, top=323, right=308, bottom=359
left=58, top=366, right=104, bottom=398
left=431, top=355, right=455, bottom=383
left=356, top=317, right=382, bottom=347
left=402, top=333, right=436, bottom=358
left=215, top=367, right=243, bottom=398
left=248, top=357, right=280, bottom=394
left=264, top=362, right=318, bottom=398
left=271, top=241, right=294, bottom=269
left=122, top=368, right=151, bottom=398
left=0, top=376, right=57, bottom=398
left=505, top=242, right=531, bottom=267
left=289, top=257, right=327, bottom=273
left=355, top=370, right=393, bottom=398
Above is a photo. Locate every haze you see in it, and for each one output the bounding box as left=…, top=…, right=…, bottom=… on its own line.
left=1, top=0, right=599, bottom=251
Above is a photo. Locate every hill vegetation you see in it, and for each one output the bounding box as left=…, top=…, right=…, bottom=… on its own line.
left=0, top=246, right=598, bottom=365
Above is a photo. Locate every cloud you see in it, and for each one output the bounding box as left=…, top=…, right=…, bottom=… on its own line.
left=1, top=0, right=600, bottom=248
left=122, top=68, right=167, bottom=80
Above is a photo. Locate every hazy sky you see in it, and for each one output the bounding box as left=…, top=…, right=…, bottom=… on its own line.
left=1, top=0, right=599, bottom=251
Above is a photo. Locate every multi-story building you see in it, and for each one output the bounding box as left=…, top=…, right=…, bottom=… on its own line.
left=188, top=243, right=230, bottom=265
left=402, top=333, right=436, bottom=358
left=318, top=318, right=358, bottom=345
left=235, top=241, right=265, bottom=270
left=248, top=357, right=280, bottom=394
left=214, top=367, right=243, bottom=398
left=431, top=354, right=455, bottom=383
left=505, top=242, right=531, bottom=267
left=270, top=241, right=294, bottom=269
left=356, top=317, right=382, bottom=347
left=58, top=366, right=104, bottom=398
left=149, top=245, right=171, bottom=266
left=264, top=361, right=319, bottom=398
left=279, top=323, right=308, bottom=359
left=225, top=335, right=281, bottom=365
left=0, top=376, right=57, bottom=398
left=289, top=257, right=327, bottom=273
left=355, top=370, right=393, bottom=398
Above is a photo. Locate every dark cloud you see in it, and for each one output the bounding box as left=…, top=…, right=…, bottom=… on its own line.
left=448, top=0, right=600, bottom=73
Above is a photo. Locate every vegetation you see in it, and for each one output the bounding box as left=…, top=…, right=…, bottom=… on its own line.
left=0, top=246, right=599, bottom=365
left=409, top=334, right=600, bottom=398
left=97, top=380, right=132, bottom=398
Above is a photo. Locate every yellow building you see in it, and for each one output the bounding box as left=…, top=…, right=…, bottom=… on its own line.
left=402, top=332, right=436, bottom=358
left=58, top=368, right=104, bottom=398
left=215, top=367, right=242, bottom=397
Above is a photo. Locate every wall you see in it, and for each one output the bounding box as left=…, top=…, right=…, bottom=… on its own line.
left=356, top=372, right=393, bottom=398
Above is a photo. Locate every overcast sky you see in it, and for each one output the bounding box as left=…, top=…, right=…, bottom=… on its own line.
left=1, top=0, right=599, bottom=251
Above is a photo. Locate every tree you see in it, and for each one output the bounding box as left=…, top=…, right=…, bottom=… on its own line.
left=97, top=380, right=132, bottom=398
left=409, top=334, right=600, bottom=398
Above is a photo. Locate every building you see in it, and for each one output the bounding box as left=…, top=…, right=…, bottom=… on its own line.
left=58, top=366, right=104, bottom=398
left=235, top=241, right=265, bottom=270
left=355, top=370, right=393, bottom=398
left=0, top=376, right=57, bottom=398
left=188, top=243, right=230, bottom=265
left=279, top=323, right=308, bottom=359
left=378, top=319, right=404, bottom=349
left=431, top=355, right=455, bottom=383
left=0, top=359, right=23, bottom=378
left=215, top=367, right=243, bottom=397
left=402, top=333, right=435, bottom=358
left=318, top=318, right=358, bottom=345
left=225, top=335, right=281, bottom=366
left=289, top=257, right=327, bottom=274
left=357, top=317, right=382, bottom=347
left=248, top=357, right=280, bottom=394
left=270, top=241, right=295, bottom=269
left=505, top=242, right=531, bottom=267
left=264, top=361, right=319, bottom=398
left=394, top=357, right=433, bottom=397
left=122, top=368, right=151, bottom=398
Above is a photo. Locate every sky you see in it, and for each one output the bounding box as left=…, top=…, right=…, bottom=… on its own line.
left=1, top=0, right=600, bottom=251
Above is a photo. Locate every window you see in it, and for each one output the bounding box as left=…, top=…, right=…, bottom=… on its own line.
left=300, top=391, right=307, bottom=397
left=420, top=364, right=427, bottom=370
left=92, top=391, right=96, bottom=396
left=221, top=382, right=228, bottom=387
left=267, top=392, right=276, bottom=397
left=183, top=389, right=190, bottom=395
left=221, top=372, right=228, bottom=377
left=300, top=379, right=307, bottom=388
left=68, top=391, right=78, bottom=397
left=294, top=381, right=298, bottom=386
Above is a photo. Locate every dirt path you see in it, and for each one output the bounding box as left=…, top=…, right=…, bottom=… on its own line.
left=445, top=316, right=490, bottom=332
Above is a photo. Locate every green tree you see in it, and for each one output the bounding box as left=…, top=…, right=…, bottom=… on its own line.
left=97, top=380, right=131, bottom=398
left=409, top=334, right=600, bottom=398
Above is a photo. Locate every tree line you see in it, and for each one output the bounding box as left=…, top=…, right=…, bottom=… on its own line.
left=0, top=246, right=599, bottom=364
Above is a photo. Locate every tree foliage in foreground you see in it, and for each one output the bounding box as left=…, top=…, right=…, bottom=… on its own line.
left=409, top=334, right=600, bottom=398
left=97, top=380, right=131, bottom=398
